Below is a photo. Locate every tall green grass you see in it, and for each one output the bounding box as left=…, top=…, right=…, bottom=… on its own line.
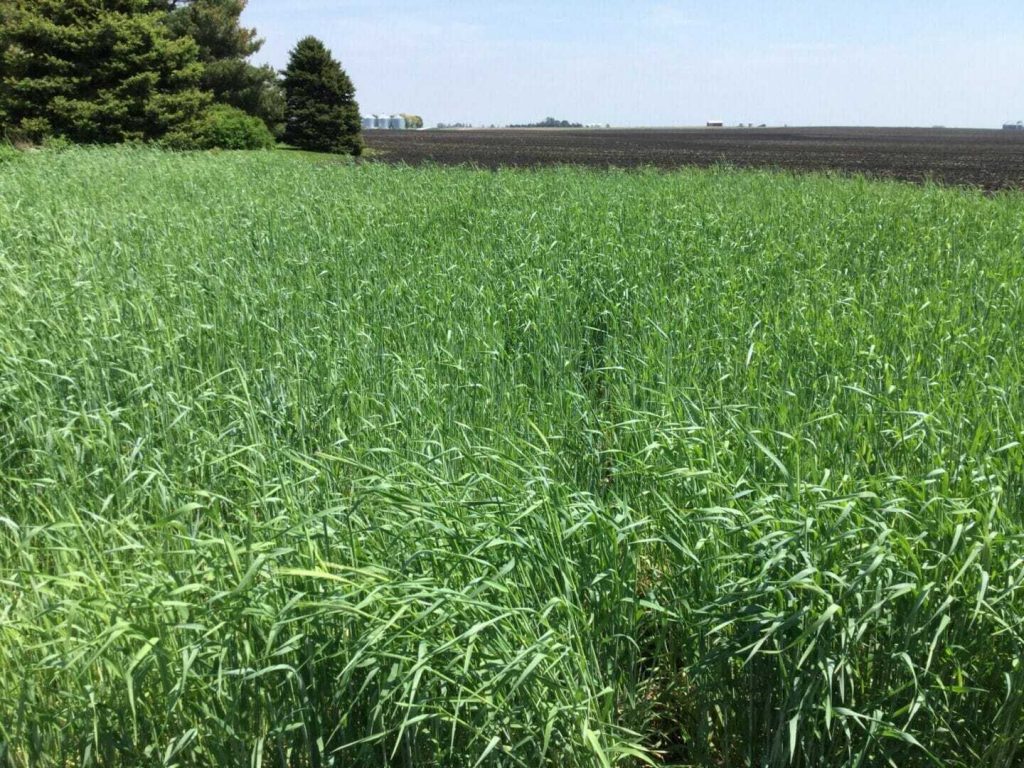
left=1, top=148, right=1022, bottom=767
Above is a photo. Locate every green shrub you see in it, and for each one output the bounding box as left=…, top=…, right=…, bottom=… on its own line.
left=6, top=117, right=51, bottom=146
left=0, top=142, right=19, bottom=163
left=41, top=135, right=73, bottom=152
left=167, top=104, right=276, bottom=150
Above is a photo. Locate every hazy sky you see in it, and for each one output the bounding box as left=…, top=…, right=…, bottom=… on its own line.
left=242, top=1, right=1023, bottom=128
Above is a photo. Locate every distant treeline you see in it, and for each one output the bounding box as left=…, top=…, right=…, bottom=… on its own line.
left=509, top=117, right=584, bottom=128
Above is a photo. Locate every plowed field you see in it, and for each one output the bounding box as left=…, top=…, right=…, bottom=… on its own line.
left=366, top=127, right=1024, bottom=189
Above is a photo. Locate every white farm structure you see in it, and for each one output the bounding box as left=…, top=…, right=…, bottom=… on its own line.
left=362, top=114, right=412, bottom=130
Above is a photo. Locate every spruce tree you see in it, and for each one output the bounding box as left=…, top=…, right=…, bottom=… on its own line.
left=0, top=1, right=11, bottom=137
left=0, top=0, right=208, bottom=144
left=282, top=37, right=362, bottom=155
left=165, top=0, right=285, bottom=137
left=0, top=0, right=207, bottom=143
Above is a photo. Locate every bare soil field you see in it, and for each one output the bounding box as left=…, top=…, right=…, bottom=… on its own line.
left=365, top=127, right=1024, bottom=189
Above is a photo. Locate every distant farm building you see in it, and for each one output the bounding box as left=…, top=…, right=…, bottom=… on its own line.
left=1004, top=121, right=1024, bottom=131
left=706, top=120, right=724, bottom=128
left=361, top=113, right=421, bottom=130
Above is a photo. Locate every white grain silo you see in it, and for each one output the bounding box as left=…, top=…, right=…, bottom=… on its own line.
left=389, top=114, right=407, bottom=130
left=361, top=116, right=374, bottom=130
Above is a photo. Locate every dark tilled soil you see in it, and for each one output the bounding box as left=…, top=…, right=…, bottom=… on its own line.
left=365, top=127, right=1024, bottom=190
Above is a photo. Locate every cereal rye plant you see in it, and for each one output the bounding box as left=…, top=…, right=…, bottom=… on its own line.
left=0, top=148, right=1022, bottom=767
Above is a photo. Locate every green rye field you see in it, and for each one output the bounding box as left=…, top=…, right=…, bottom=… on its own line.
left=1, top=148, right=1022, bottom=767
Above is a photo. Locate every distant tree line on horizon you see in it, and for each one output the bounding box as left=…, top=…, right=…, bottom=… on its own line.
left=509, top=117, right=584, bottom=129
left=432, top=118, right=588, bottom=130
left=0, top=0, right=363, bottom=155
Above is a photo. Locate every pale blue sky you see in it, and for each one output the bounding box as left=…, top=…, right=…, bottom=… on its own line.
left=242, top=1, right=1023, bottom=128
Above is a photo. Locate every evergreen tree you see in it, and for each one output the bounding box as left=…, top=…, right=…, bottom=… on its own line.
left=0, top=1, right=12, bottom=136
left=165, top=0, right=285, bottom=137
left=282, top=36, right=362, bottom=155
left=0, top=0, right=209, bottom=143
